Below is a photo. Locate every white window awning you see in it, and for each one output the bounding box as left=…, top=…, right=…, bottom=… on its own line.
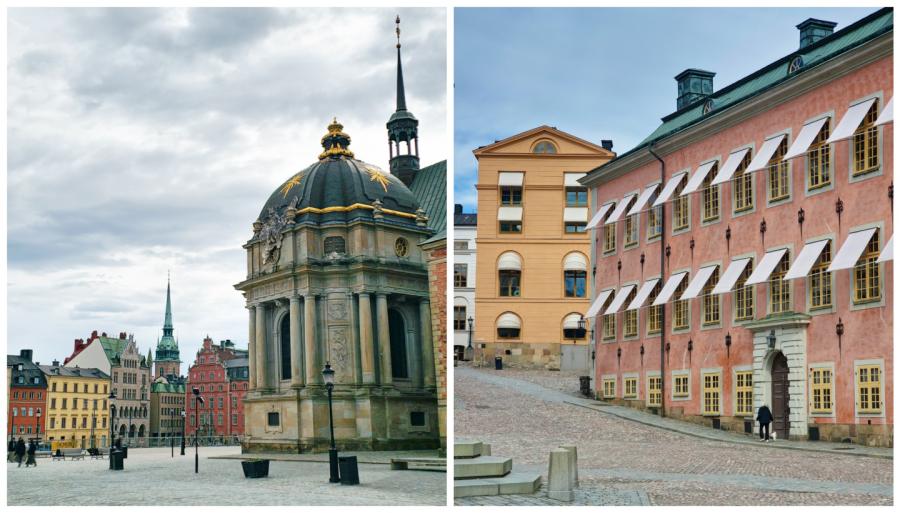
left=498, top=172, right=524, bottom=186
left=586, top=289, right=614, bottom=318
left=681, top=161, right=718, bottom=196
left=627, top=278, right=661, bottom=311
left=563, top=252, right=588, bottom=271
left=586, top=202, right=615, bottom=229
left=877, top=235, right=893, bottom=263
left=652, top=271, right=688, bottom=306
left=498, top=206, right=523, bottom=221
left=711, top=148, right=750, bottom=185
left=604, top=284, right=636, bottom=315
left=680, top=265, right=718, bottom=300
left=711, top=257, right=752, bottom=294
left=564, top=207, right=588, bottom=222
left=585, top=289, right=614, bottom=318
left=563, top=313, right=582, bottom=329
left=785, top=239, right=829, bottom=280
left=497, top=251, right=522, bottom=270
left=604, top=193, right=637, bottom=225
left=564, top=172, right=587, bottom=187
left=745, top=248, right=788, bottom=285
left=875, top=97, right=893, bottom=126
left=652, top=171, right=688, bottom=207
left=626, top=184, right=660, bottom=216
left=746, top=134, right=786, bottom=173
left=827, top=98, right=877, bottom=143
left=497, top=312, right=521, bottom=329
left=784, top=117, right=829, bottom=160
left=828, top=228, right=877, bottom=271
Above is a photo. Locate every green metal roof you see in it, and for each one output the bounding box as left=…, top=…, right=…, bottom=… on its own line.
left=99, top=337, right=129, bottom=362
left=151, top=381, right=185, bottom=394
left=620, top=8, right=892, bottom=162
left=408, top=159, right=447, bottom=243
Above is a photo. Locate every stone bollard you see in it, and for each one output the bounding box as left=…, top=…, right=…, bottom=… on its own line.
left=481, top=443, right=492, bottom=456
left=547, top=448, right=574, bottom=502
left=559, top=444, right=578, bottom=488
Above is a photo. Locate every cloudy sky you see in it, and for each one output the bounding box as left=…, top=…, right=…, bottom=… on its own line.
left=454, top=7, right=878, bottom=212
left=7, top=7, right=447, bottom=367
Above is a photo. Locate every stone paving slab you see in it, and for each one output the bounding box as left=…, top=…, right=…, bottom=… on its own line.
left=210, top=449, right=444, bottom=466
left=455, top=486, right=651, bottom=506
left=7, top=446, right=446, bottom=506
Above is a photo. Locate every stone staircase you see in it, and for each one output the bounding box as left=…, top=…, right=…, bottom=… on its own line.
left=453, top=439, right=542, bottom=498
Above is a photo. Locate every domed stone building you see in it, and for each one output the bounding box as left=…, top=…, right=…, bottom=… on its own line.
left=235, top=18, right=445, bottom=453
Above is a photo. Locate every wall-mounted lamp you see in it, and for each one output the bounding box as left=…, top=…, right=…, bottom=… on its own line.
left=835, top=197, right=844, bottom=233
left=836, top=317, right=844, bottom=357
left=760, top=219, right=767, bottom=246
left=665, top=244, right=672, bottom=268
left=725, top=226, right=732, bottom=254
left=725, top=332, right=732, bottom=359
left=687, top=338, right=693, bottom=365
left=616, top=347, right=622, bottom=366
left=767, top=329, right=776, bottom=350
left=639, top=344, right=645, bottom=367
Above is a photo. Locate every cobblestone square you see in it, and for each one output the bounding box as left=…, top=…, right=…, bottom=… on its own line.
left=7, top=447, right=446, bottom=506
left=455, top=365, right=893, bottom=506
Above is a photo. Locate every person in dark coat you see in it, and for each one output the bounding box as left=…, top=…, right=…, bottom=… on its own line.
left=757, top=404, right=773, bottom=441
left=14, top=438, right=26, bottom=467
left=8, top=439, right=16, bottom=462
left=25, top=440, right=37, bottom=467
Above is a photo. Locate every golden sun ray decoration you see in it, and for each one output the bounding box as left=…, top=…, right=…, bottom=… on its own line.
left=366, top=165, right=391, bottom=192
left=280, top=172, right=303, bottom=198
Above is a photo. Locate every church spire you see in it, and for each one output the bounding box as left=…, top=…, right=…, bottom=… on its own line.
left=162, top=273, right=174, bottom=338
left=386, top=14, right=420, bottom=186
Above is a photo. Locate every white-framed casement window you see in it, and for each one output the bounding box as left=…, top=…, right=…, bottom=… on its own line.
left=701, top=165, right=720, bottom=222
left=602, top=376, right=616, bottom=399
left=853, top=229, right=882, bottom=304
left=603, top=223, right=616, bottom=254
left=734, top=257, right=754, bottom=321
left=702, top=371, right=721, bottom=415
left=672, top=370, right=690, bottom=400
left=855, top=361, right=884, bottom=415
left=622, top=287, right=639, bottom=338
left=646, top=281, right=663, bottom=335
left=769, top=250, right=791, bottom=314
left=647, top=373, right=662, bottom=407
left=673, top=271, right=690, bottom=331
left=808, top=239, right=834, bottom=312
left=624, top=213, right=639, bottom=247
left=732, top=151, right=754, bottom=214
left=852, top=98, right=880, bottom=177
left=809, top=364, right=834, bottom=415
left=623, top=374, right=638, bottom=399
left=807, top=119, right=832, bottom=192
left=734, top=369, right=753, bottom=416
left=672, top=179, right=690, bottom=232
left=767, top=136, right=791, bottom=203
left=702, top=267, right=721, bottom=326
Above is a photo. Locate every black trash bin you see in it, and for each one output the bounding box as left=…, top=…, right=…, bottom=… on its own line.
left=338, top=456, right=359, bottom=485
left=109, top=450, right=124, bottom=471
left=579, top=376, right=592, bottom=397
left=494, top=356, right=503, bottom=370
left=122, top=446, right=128, bottom=459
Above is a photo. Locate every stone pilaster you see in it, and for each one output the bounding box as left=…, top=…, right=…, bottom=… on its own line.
left=290, top=296, right=303, bottom=387
left=358, top=293, right=376, bottom=384
left=248, top=305, right=256, bottom=390
left=420, top=299, right=435, bottom=388
left=304, top=295, right=319, bottom=384
left=255, top=304, right=267, bottom=390
left=376, top=293, right=392, bottom=385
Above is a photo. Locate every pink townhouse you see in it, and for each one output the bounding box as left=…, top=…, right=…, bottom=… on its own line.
left=581, top=9, right=893, bottom=446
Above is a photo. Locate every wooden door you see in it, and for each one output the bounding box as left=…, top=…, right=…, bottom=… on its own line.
left=771, top=352, right=790, bottom=438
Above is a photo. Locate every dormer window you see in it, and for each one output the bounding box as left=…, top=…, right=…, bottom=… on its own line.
left=532, top=140, right=558, bottom=154
left=788, top=55, right=803, bottom=74
left=702, top=99, right=714, bottom=115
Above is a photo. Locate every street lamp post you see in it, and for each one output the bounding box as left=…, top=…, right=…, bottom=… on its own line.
left=180, top=409, right=186, bottom=456
left=464, top=316, right=474, bottom=361
left=192, top=388, right=204, bottom=473
left=90, top=406, right=96, bottom=449
left=108, top=391, right=116, bottom=449
left=36, top=410, right=42, bottom=444
left=322, top=363, right=339, bottom=483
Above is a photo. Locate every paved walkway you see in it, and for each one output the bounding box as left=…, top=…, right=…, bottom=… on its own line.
left=455, top=366, right=892, bottom=506
left=7, top=446, right=446, bottom=506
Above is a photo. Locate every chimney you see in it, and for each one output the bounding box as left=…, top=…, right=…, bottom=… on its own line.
left=601, top=140, right=614, bottom=151
left=19, top=349, right=33, bottom=362
left=454, top=204, right=463, bottom=215
left=675, top=69, right=715, bottom=110
left=119, top=332, right=126, bottom=340
left=52, top=359, right=60, bottom=367
left=797, top=18, right=837, bottom=49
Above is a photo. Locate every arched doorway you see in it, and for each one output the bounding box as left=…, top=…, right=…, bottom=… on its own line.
left=771, top=352, right=790, bottom=438
left=119, top=425, right=126, bottom=438
left=138, top=425, right=145, bottom=438
left=389, top=309, right=409, bottom=379
left=280, top=314, right=292, bottom=380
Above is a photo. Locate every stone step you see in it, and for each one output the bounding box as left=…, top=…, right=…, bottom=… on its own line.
left=454, top=439, right=483, bottom=458
left=454, top=455, right=513, bottom=479
left=454, top=473, right=543, bottom=498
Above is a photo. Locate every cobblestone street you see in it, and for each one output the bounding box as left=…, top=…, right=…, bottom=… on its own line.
left=7, top=447, right=446, bottom=506
left=455, top=365, right=893, bottom=506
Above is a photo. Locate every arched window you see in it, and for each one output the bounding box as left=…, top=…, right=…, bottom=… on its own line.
left=532, top=140, right=558, bottom=154
left=497, top=312, right=521, bottom=339
left=563, top=252, right=588, bottom=298
left=388, top=309, right=409, bottom=379
left=788, top=55, right=803, bottom=74
left=562, top=313, right=586, bottom=340
left=280, top=314, right=291, bottom=380
left=498, top=252, right=522, bottom=297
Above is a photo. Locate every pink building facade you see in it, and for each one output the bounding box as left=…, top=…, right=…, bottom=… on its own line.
left=582, top=10, right=892, bottom=446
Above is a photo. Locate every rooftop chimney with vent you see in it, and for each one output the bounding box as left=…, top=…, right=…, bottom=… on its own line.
left=675, top=69, right=715, bottom=110
left=52, top=359, right=60, bottom=367
left=19, top=349, right=33, bottom=362
left=797, top=18, right=837, bottom=49
left=601, top=140, right=614, bottom=151
left=455, top=204, right=463, bottom=215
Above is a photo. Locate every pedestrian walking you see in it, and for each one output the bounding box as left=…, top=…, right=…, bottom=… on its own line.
left=14, top=438, right=26, bottom=467
left=757, top=404, right=773, bottom=442
left=25, top=440, right=37, bottom=467
left=8, top=439, right=16, bottom=462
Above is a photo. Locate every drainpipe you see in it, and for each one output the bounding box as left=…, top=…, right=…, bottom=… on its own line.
left=648, top=144, right=666, bottom=418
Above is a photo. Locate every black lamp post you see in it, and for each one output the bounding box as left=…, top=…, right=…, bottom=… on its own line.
left=464, top=316, right=474, bottom=361
left=180, top=409, right=186, bottom=456
left=108, top=391, right=116, bottom=449
left=192, top=388, right=204, bottom=473
left=90, top=406, right=96, bottom=449
left=36, top=409, right=42, bottom=444
left=323, top=362, right=339, bottom=483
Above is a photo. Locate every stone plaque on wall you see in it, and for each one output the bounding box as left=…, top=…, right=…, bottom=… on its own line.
left=328, top=326, right=352, bottom=384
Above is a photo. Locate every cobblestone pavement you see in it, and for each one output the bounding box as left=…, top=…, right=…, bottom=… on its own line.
left=455, top=365, right=893, bottom=506
left=7, top=447, right=446, bottom=506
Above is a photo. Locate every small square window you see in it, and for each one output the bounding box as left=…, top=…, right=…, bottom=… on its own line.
left=267, top=412, right=280, bottom=427
left=410, top=411, right=426, bottom=427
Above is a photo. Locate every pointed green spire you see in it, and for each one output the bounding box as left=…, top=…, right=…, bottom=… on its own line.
left=162, top=274, right=174, bottom=338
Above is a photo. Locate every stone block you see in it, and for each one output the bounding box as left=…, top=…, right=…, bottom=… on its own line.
left=481, top=443, right=491, bottom=456
left=559, top=444, right=578, bottom=487
left=455, top=456, right=512, bottom=478
left=547, top=448, right=574, bottom=502
left=454, top=439, right=483, bottom=458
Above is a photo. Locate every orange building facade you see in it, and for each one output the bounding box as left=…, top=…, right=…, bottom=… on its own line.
left=582, top=11, right=892, bottom=445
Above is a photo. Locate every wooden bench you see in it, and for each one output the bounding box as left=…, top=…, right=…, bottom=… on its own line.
left=390, top=457, right=446, bottom=471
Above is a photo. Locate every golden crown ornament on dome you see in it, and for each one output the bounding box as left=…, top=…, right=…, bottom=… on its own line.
left=318, top=117, right=355, bottom=160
